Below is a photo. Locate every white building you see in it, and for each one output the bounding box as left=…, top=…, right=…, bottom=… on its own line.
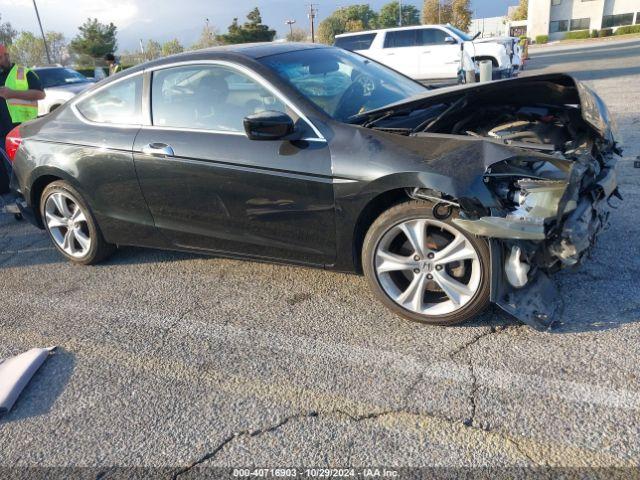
left=528, top=0, right=640, bottom=40
left=469, top=16, right=509, bottom=38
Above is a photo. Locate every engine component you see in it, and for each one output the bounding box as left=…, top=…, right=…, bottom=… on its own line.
left=505, top=246, right=530, bottom=288
left=506, top=178, right=569, bottom=224
left=433, top=202, right=453, bottom=220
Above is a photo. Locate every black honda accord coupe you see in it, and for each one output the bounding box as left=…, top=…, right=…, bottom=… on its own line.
left=6, top=43, right=620, bottom=329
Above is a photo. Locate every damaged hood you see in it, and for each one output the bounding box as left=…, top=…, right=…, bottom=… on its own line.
left=354, top=74, right=618, bottom=145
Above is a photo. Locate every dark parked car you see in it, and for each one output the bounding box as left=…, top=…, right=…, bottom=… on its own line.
left=5, top=44, right=620, bottom=329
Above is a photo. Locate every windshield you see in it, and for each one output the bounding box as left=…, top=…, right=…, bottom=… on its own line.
left=259, top=47, right=426, bottom=122
left=35, top=68, right=90, bottom=88
left=447, top=26, right=472, bottom=42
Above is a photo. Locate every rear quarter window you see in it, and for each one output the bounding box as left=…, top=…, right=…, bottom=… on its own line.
left=76, top=75, right=143, bottom=125
left=334, top=33, right=377, bottom=51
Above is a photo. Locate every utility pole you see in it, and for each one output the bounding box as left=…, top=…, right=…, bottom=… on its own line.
left=31, top=0, right=52, bottom=64
left=285, top=19, right=296, bottom=39
left=398, top=0, right=402, bottom=26
left=307, top=4, right=317, bottom=43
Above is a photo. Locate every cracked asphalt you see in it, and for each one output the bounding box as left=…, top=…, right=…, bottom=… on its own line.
left=1, top=38, right=640, bottom=476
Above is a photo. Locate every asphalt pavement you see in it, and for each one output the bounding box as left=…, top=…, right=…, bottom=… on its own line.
left=1, top=37, right=639, bottom=477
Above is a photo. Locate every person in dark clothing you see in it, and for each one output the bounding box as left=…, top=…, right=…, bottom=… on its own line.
left=104, top=53, right=120, bottom=76
left=0, top=44, right=45, bottom=194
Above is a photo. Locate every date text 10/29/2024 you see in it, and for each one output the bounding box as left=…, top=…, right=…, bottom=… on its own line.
left=233, top=468, right=399, bottom=478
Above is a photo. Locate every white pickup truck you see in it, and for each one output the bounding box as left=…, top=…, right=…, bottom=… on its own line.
left=334, top=24, right=513, bottom=84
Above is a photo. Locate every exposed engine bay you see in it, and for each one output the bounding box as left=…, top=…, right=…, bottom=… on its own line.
left=352, top=74, right=621, bottom=329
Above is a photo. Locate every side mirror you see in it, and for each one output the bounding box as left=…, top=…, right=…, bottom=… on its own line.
left=444, top=36, right=457, bottom=44
left=243, top=110, right=297, bottom=141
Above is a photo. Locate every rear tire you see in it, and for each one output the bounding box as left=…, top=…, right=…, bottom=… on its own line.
left=362, top=200, right=490, bottom=326
left=40, top=181, right=115, bottom=265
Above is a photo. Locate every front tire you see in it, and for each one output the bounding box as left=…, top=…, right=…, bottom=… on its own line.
left=40, top=181, right=115, bottom=265
left=362, top=200, right=490, bottom=326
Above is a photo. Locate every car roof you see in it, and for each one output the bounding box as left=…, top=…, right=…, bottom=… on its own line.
left=95, top=42, right=336, bottom=89
left=117, top=42, right=332, bottom=78
left=148, top=42, right=329, bottom=66
left=335, top=24, right=451, bottom=38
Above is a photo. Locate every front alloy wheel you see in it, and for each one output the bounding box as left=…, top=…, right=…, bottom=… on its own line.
left=363, top=201, right=490, bottom=326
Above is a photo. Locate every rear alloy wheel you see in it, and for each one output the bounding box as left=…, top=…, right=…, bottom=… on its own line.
left=40, top=181, right=115, bottom=265
left=363, top=201, right=490, bottom=326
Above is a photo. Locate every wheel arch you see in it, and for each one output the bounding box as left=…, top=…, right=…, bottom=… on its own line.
left=352, top=187, right=455, bottom=273
left=28, top=167, right=83, bottom=227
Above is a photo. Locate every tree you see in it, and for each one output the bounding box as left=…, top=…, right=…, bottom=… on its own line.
left=143, top=40, right=162, bottom=61
left=317, top=4, right=378, bottom=44
left=162, top=38, right=184, bottom=56
left=318, top=16, right=346, bottom=44
left=510, top=0, right=528, bottom=21
left=70, top=18, right=117, bottom=59
left=422, top=0, right=452, bottom=25
left=339, top=5, right=379, bottom=29
left=191, top=22, right=219, bottom=50
left=450, top=0, right=472, bottom=31
left=46, top=31, right=69, bottom=65
left=9, top=32, right=45, bottom=66
left=287, top=28, right=308, bottom=42
left=217, top=8, right=276, bottom=45
left=0, top=15, right=17, bottom=46
left=378, top=1, right=420, bottom=28
left=7, top=31, right=68, bottom=66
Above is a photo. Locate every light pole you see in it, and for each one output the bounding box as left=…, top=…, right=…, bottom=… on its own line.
left=398, top=0, right=402, bottom=26
left=285, top=19, right=296, bottom=39
left=307, top=4, right=317, bottom=43
left=31, top=0, right=52, bottom=64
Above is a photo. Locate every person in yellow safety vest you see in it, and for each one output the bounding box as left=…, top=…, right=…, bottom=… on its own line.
left=0, top=43, right=45, bottom=194
left=104, top=53, right=120, bottom=76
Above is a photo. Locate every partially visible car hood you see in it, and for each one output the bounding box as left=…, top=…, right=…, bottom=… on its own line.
left=355, top=74, right=618, bottom=144
left=475, top=37, right=515, bottom=46
left=45, top=83, right=93, bottom=95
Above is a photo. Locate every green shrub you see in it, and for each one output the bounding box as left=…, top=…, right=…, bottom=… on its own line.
left=564, top=30, right=590, bottom=40
left=590, top=29, right=599, bottom=38
left=599, top=28, right=613, bottom=37
left=535, top=34, right=548, bottom=44
left=615, top=25, right=640, bottom=35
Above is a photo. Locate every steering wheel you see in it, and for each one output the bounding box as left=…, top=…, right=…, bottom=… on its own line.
left=334, top=73, right=376, bottom=121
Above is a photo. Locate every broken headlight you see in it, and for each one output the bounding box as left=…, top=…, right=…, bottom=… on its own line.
left=502, top=179, right=569, bottom=225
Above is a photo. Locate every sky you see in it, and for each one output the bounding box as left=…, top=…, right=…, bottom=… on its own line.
left=0, top=0, right=520, bottom=52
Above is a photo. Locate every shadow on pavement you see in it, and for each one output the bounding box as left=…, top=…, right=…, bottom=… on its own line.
left=0, top=348, right=75, bottom=424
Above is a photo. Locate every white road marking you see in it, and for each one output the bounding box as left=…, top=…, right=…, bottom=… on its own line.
left=0, top=246, right=55, bottom=255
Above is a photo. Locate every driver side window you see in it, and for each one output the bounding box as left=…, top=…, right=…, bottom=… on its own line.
left=151, top=65, right=289, bottom=133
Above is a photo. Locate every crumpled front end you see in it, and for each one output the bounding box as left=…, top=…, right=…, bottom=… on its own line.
left=452, top=149, right=619, bottom=329
left=356, top=73, right=622, bottom=329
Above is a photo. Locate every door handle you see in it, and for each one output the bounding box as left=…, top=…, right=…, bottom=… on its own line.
left=142, top=143, right=174, bottom=157
left=422, top=50, right=431, bottom=54
left=385, top=52, right=395, bottom=56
